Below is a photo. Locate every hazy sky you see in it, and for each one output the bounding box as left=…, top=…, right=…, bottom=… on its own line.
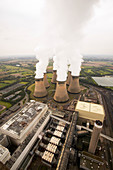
left=0, top=0, right=113, bottom=56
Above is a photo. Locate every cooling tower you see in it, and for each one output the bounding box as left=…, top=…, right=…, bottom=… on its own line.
left=53, top=81, right=69, bottom=102
left=44, top=73, right=50, bottom=88
left=68, top=76, right=80, bottom=93
left=34, top=78, right=47, bottom=98
left=51, top=70, right=57, bottom=84
left=88, top=120, right=103, bottom=154
left=66, top=71, right=71, bottom=85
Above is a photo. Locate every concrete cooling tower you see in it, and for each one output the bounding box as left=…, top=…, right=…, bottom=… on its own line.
left=44, top=73, right=50, bottom=88
left=51, top=70, right=57, bottom=84
left=34, top=78, right=47, bottom=98
left=68, top=76, right=80, bottom=93
left=88, top=120, right=103, bottom=154
left=66, top=71, right=71, bottom=86
left=54, top=81, right=69, bottom=102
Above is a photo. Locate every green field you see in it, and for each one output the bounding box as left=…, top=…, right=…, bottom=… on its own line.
left=2, top=80, right=16, bottom=84
left=0, top=101, right=12, bottom=108
left=80, top=66, right=113, bottom=77
left=28, top=83, right=35, bottom=93
left=47, top=73, right=53, bottom=78
left=20, top=82, right=28, bottom=85
left=1, top=65, right=34, bottom=75
left=0, top=83, right=9, bottom=88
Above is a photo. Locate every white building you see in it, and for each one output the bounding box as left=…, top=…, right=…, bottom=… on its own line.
left=0, top=100, right=48, bottom=145
left=0, top=144, right=11, bottom=164
left=75, top=101, right=105, bottom=122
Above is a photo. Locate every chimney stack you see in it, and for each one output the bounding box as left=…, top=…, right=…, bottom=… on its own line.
left=66, top=71, right=71, bottom=86
left=34, top=78, right=47, bottom=98
left=54, top=81, right=69, bottom=102
left=51, top=70, right=57, bottom=84
left=88, top=120, right=103, bottom=154
left=68, top=76, right=80, bottom=93
left=44, top=73, right=50, bottom=88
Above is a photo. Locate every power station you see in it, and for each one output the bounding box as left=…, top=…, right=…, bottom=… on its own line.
left=68, top=76, right=80, bottom=93
left=34, top=78, right=47, bottom=98
left=34, top=70, right=81, bottom=102
left=44, top=73, right=50, bottom=88
left=53, top=81, right=69, bottom=102
left=51, top=70, right=57, bottom=84
left=66, top=71, right=71, bottom=86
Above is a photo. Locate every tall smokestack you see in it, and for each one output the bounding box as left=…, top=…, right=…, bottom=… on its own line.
left=44, top=73, right=50, bottom=88
left=68, top=76, right=80, bottom=93
left=54, top=81, right=69, bottom=102
left=66, top=71, right=71, bottom=86
left=34, top=78, right=47, bottom=98
left=88, top=120, right=103, bottom=154
left=51, top=70, right=57, bottom=84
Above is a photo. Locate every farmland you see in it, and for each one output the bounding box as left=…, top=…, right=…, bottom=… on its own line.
left=0, top=57, right=36, bottom=110
left=80, top=58, right=113, bottom=87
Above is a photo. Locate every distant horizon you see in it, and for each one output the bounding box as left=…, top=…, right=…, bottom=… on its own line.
left=0, top=54, right=113, bottom=59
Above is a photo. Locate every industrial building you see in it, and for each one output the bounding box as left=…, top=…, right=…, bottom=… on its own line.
left=0, top=96, right=110, bottom=170
left=79, top=151, right=106, bottom=170
left=75, top=101, right=105, bottom=122
left=0, top=145, right=11, bottom=164
left=0, top=100, right=51, bottom=169
left=35, top=117, right=70, bottom=168
left=0, top=100, right=48, bottom=145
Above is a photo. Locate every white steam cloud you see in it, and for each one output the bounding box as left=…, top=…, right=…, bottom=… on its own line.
left=35, top=0, right=100, bottom=80
left=35, top=47, right=52, bottom=79
left=53, top=55, right=58, bottom=71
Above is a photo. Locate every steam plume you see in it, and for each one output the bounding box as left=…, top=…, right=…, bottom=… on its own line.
left=35, top=47, right=52, bottom=79
left=53, top=55, right=58, bottom=71
left=35, top=0, right=100, bottom=80
left=69, top=50, right=83, bottom=76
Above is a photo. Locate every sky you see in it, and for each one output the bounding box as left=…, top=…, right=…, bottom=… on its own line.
left=0, top=0, right=113, bottom=56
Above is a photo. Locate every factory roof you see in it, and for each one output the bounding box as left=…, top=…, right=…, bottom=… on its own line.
left=53, top=130, right=62, bottom=138
left=0, top=100, right=47, bottom=139
left=75, top=101, right=105, bottom=122
left=80, top=151, right=106, bottom=170
left=56, top=125, right=64, bottom=132
left=0, top=145, right=11, bottom=164
left=46, top=143, right=57, bottom=153
left=76, top=101, right=89, bottom=112
left=0, top=145, right=7, bottom=157
left=58, top=121, right=66, bottom=127
left=50, top=137, right=60, bottom=145
left=42, top=151, right=54, bottom=163
left=90, top=103, right=104, bottom=114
